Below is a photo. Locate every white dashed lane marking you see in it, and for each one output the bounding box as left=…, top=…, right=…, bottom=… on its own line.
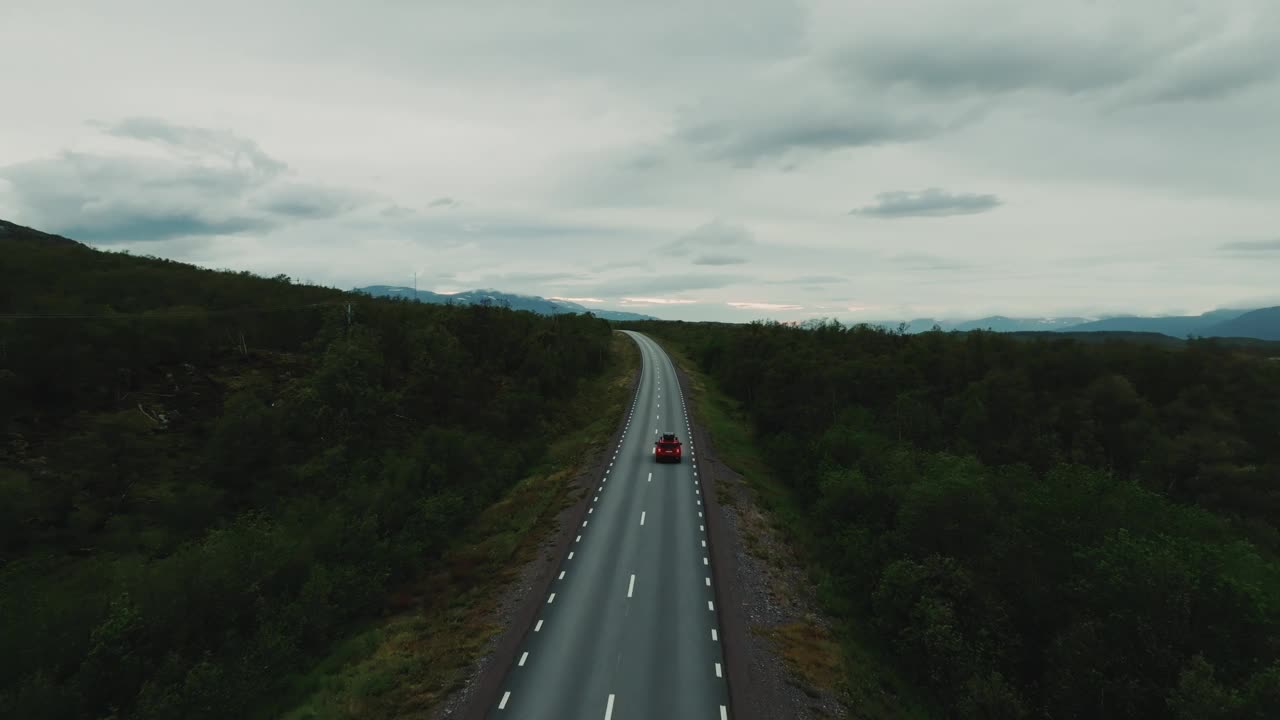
left=500, top=691, right=511, bottom=709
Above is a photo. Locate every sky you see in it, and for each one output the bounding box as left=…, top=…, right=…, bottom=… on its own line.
left=2, top=0, right=1278, bottom=323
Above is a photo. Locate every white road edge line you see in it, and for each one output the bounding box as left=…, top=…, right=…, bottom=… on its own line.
left=628, top=574, right=636, bottom=597
left=715, top=662, right=722, bottom=677
left=535, top=619, right=544, bottom=631
left=708, top=600, right=715, bottom=611
left=721, top=705, right=728, bottom=720
left=548, top=593, right=556, bottom=604
left=499, top=691, right=511, bottom=709
left=712, top=628, right=718, bottom=641
left=559, top=571, right=566, bottom=580
left=568, top=551, right=574, bottom=559
left=519, top=652, right=529, bottom=666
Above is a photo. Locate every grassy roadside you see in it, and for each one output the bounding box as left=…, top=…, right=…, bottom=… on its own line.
left=271, top=332, right=640, bottom=720
left=658, top=340, right=931, bottom=719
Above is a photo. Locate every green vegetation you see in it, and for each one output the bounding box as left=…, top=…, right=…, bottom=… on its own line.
left=666, top=343, right=930, bottom=718
left=279, top=333, right=638, bottom=719
left=1, top=227, right=618, bottom=719
left=640, top=319, right=1280, bottom=719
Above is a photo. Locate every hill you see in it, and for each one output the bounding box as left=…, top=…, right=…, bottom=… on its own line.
left=952, top=315, right=1089, bottom=332
left=1, top=218, right=622, bottom=719
left=1200, top=306, right=1280, bottom=341
left=355, top=285, right=658, bottom=322
left=0, top=218, right=83, bottom=248
left=1056, top=308, right=1250, bottom=336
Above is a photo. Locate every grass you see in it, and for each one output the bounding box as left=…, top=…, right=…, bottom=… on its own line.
left=274, top=332, right=640, bottom=720
left=657, top=340, right=932, bottom=720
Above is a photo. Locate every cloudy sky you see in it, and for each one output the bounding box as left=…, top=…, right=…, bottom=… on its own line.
left=2, top=0, right=1278, bottom=322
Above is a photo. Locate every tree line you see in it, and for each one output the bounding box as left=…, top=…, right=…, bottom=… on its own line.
left=634, top=318, right=1280, bottom=719
left=1, top=230, right=615, bottom=718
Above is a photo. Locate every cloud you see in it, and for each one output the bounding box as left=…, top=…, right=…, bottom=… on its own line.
left=254, top=183, right=366, bottom=219
left=620, top=297, right=699, bottom=305
left=1219, top=239, right=1280, bottom=252
left=550, top=296, right=604, bottom=304
left=834, top=3, right=1280, bottom=105
left=605, top=273, right=748, bottom=296
left=727, top=301, right=804, bottom=311
left=0, top=118, right=365, bottom=244
left=676, top=107, right=941, bottom=167
left=693, top=254, right=747, bottom=266
left=590, top=258, right=651, bottom=272
left=889, top=252, right=975, bottom=271
left=851, top=188, right=1002, bottom=218
left=767, top=274, right=848, bottom=285
left=101, top=116, right=287, bottom=176
left=662, top=219, right=755, bottom=255
left=428, top=196, right=458, bottom=208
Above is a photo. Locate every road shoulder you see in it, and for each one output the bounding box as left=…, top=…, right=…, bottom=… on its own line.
left=661, top=340, right=850, bottom=720
left=440, top=332, right=643, bottom=719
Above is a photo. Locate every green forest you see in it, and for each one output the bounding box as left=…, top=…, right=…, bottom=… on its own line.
left=635, top=319, right=1280, bottom=718
left=0, top=225, right=615, bottom=719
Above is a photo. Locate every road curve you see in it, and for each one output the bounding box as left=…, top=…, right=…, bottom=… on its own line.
left=487, top=331, right=730, bottom=719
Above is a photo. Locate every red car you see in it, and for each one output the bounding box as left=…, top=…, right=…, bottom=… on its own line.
left=654, top=433, right=682, bottom=463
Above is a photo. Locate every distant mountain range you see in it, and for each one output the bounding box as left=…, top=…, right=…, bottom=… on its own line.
left=866, top=307, right=1280, bottom=341
left=355, top=286, right=659, bottom=322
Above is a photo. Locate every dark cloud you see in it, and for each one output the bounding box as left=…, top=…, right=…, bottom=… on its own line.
left=693, top=254, right=747, bottom=266
left=662, top=219, right=754, bottom=255
left=429, top=196, right=458, bottom=208
left=851, top=188, right=1002, bottom=218
left=57, top=214, right=270, bottom=244
left=677, top=111, right=939, bottom=167
left=254, top=184, right=365, bottom=219
left=0, top=119, right=365, bottom=244
left=102, top=116, right=286, bottom=176
left=840, top=10, right=1280, bottom=106
left=1219, top=239, right=1280, bottom=252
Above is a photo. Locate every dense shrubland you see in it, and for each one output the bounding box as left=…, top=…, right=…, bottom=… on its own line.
left=1, top=227, right=614, bottom=718
left=639, top=319, right=1280, bottom=718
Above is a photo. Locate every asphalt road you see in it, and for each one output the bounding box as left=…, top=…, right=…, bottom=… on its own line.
left=487, top=331, right=730, bottom=719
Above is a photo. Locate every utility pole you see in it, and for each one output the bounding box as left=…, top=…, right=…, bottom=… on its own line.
left=414, top=271, right=418, bottom=303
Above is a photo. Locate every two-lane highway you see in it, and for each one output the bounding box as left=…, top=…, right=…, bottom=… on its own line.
left=488, top=331, right=729, bottom=719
